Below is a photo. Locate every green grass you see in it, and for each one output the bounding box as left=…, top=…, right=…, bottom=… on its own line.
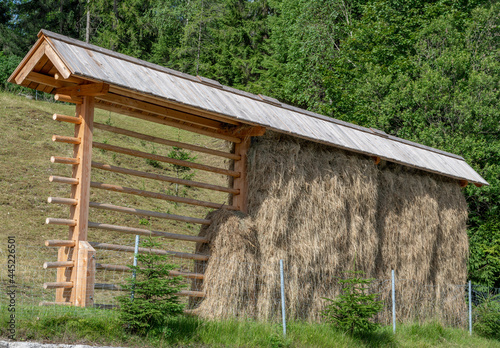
left=1, top=306, right=500, bottom=347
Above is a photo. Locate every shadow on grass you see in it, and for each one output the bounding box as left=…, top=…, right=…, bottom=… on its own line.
left=352, top=329, right=396, bottom=347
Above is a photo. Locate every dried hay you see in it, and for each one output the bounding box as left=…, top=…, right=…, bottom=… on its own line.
left=194, top=131, right=469, bottom=324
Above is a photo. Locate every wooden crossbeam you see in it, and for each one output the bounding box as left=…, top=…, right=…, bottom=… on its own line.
left=94, top=122, right=240, bottom=160
left=95, top=101, right=242, bottom=143
left=56, top=83, right=110, bottom=97
left=91, top=162, right=239, bottom=194
left=87, top=221, right=209, bottom=243
left=88, top=202, right=211, bottom=225
left=90, top=181, right=237, bottom=210
left=89, top=242, right=209, bottom=261
left=92, top=141, right=240, bottom=177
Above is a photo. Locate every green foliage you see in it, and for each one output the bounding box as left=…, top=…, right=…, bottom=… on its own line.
left=321, top=265, right=383, bottom=335
left=0, top=52, right=21, bottom=88
left=116, top=239, right=186, bottom=336
left=473, top=293, right=500, bottom=340
left=469, top=216, right=500, bottom=288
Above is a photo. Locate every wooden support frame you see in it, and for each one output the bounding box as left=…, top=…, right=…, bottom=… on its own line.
left=75, top=241, right=96, bottom=307
left=55, top=96, right=95, bottom=305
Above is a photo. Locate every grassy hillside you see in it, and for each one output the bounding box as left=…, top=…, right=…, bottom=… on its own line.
left=0, top=90, right=231, bottom=304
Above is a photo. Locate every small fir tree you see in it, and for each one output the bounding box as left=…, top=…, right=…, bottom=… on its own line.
left=321, top=261, right=383, bottom=335
left=117, top=239, right=186, bottom=336
left=167, top=146, right=197, bottom=195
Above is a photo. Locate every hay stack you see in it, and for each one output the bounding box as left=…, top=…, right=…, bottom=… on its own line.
left=194, top=131, right=469, bottom=323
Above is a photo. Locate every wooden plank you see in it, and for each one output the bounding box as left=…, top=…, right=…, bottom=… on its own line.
left=75, top=241, right=95, bottom=307
left=26, top=71, right=63, bottom=88
left=56, top=83, right=110, bottom=97
left=88, top=202, right=211, bottom=225
left=46, top=218, right=76, bottom=226
left=94, top=122, right=240, bottom=160
left=90, top=181, right=238, bottom=210
left=15, top=41, right=48, bottom=85
left=178, top=290, right=205, bottom=298
left=92, top=142, right=240, bottom=177
left=47, top=197, right=78, bottom=205
left=44, top=282, right=73, bottom=289
left=53, top=113, right=82, bottom=124
left=91, top=162, right=238, bottom=194
left=98, top=93, right=223, bottom=130
left=55, top=94, right=83, bottom=104
left=52, top=135, right=81, bottom=144
left=95, top=101, right=242, bottom=143
left=43, top=261, right=74, bottom=269
left=232, top=136, right=251, bottom=213
left=44, top=44, right=71, bottom=79
left=49, top=175, right=79, bottom=185
left=51, top=156, right=79, bottom=165
left=87, top=221, right=209, bottom=243
left=89, top=242, right=209, bottom=261
left=45, top=240, right=76, bottom=247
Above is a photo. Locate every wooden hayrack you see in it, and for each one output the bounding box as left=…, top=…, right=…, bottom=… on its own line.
left=9, top=31, right=265, bottom=308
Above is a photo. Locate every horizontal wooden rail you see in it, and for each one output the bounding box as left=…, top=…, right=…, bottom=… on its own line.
left=26, top=71, right=64, bottom=88
left=94, top=284, right=205, bottom=297
left=50, top=156, right=79, bottom=165
left=49, top=176, right=79, bottom=185
left=90, top=181, right=237, bottom=211
left=47, top=197, right=78, bottom=205
left=89, top=242, right=209, bottom=261
left=43, top=261, right=74, bottom=269
left=46, top=218, right=76, bottom=226
left=92, top=162, right=238, bottom=194
left=45, top=240, right=76, bottom=247
left=39, top=301, right=72, bottom=306
left=93, top=304, right=118, bottom=310
left=53, top=113, right=82, bottom=124
left=95, top=263, right=205, bottom=279
left=95, top=283, right=123, bottom=291
left=89, top=202, right=211, bottom=225
left=88, top=221, right=209, bottom=243
left=94, top=122, right=240, bottom=160
left=92, top=142, right=240, bottom=177
left=178, top=290, right=205, bottom=298
left=95, top=101, right=242, bottom=143
left=43, top=282, right=73, bottom=289
left=52, top=135, right=81, bottom=144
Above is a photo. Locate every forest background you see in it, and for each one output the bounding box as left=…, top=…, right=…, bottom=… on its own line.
left=0, top=0, right=499, bottom=288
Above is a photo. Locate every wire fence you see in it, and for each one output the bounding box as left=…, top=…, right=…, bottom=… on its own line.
left=1, top=243, right=499, bottom=334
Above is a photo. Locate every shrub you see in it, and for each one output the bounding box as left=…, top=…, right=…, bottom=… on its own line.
left=116, top=239, right=186, bottom=336
left=321, top=264, right=383, bottom=335
left=473, top=293, right=500, bottom=340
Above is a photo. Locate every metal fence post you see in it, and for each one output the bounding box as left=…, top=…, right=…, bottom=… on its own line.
left=131, top=235, right=140, bottom=300
left=392, top=269, right=396, bottom=334
left=280, top=259, right=287, bottom=337
left=469, top=280, right=472, bottom=335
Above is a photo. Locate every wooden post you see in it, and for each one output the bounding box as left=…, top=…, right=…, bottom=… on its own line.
left=75, top=241, right=96, bottom=307
left=232, top=136, right=251, bottom=213
left=56, top=96, right=94, bottom=304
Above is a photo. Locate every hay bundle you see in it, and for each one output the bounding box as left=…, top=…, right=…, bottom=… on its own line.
left=194, top=131, right=469, bottom=324
left=192, top=209, right=260, bottom=319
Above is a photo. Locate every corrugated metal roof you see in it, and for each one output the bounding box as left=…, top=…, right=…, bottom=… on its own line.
left=17, top=30, right=491, bottom=185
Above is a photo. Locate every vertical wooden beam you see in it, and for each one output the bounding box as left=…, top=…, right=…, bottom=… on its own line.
left=75, top=241, right=95, bottom=307
left=55, top=96, right=94, bottom=304
left=232, top=136, right=251, bottom=213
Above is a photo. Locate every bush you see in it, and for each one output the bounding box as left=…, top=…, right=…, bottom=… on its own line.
left=116, top=239, right=186, bottom=336
left=473, top=293, right=500, bottom=340
left=321, top=265, right=383, bottom=335
left=0, top=52, right=21, bottom=89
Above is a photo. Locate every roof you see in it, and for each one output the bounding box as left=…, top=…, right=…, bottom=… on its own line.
left=9, top=29, right=488, bottom=186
